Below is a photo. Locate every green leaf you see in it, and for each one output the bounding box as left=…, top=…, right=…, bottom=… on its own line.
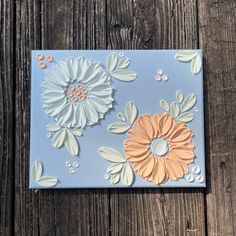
left=110, top=69, right=137, bottom=82
left=125, top=101, right=138, bottom=125
left=170, top=102, right=180, bottom=117
left=107, top=122, right=131, bottom=134
left=31, top=160, right=43, bottom=181
left=175, top=51, right=197, bottom=62
left=121, top=163, right=134, bottom=186
left=176, top=90, right=184, bottom=103
left=177, top=112, right=194, bottom=123
left=36, top=176, right=58, bottom=187
left=106, top=52, right=118, bottom=72
left=107, top=163, right=124, bottom=174
left=118, top=58, right=130, bottom=69
left=110, top=174, right=120, bottom=184
left=52, top=129, right=66, bottom=148
left=160, top=99, right=169, bottom=112
left=64, top=129, right=79, bottom=156
left=47, top=123, right=62, bottom=132
left=71, top=128, right=83, bottom=136
left=47, top=124, right=62, bottom=132
left=180, top=94, right=197, bottom=112
left=191, top=54, right=202, bottom=75
left=98, top=147, right=126, bottom=163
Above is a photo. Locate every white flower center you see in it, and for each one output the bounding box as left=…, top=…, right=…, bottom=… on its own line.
left=150, top=138, right=169, bottom=157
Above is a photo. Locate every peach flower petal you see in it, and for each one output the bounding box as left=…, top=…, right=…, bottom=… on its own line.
left=165, top=158, right=184, bottom=180
left=138, top=156, right=155, bottom=178
left=135, top=115, right=154, bottom=139
left=150, top=115, right=160, bottom=138
left=164, top=122, right=185, bottom=140
left=126, top=151, right=150, bottom=162
left=159, top=113, right=173, bottom=136
left=127, top=129, right=150, bottom=144
left=170, top=127, right=193, bottom=143
left=152, top=159, right=168, bottom=184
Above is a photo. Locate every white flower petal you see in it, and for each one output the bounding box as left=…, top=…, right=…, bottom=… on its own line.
left=84, top=101, right=99, bottom=125
left=75, top=105, right=87, bottom=128
left=57, top=103, right=74, bottom=125
left=67, top=58, right=79, bottom=81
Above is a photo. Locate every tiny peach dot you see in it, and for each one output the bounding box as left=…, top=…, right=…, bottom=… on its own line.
left=82, top=88, right=88, bottom=94
left=74, top=90, right=81, bottom=96
left=36, top=54, right=44, bottom=61
left=79, top=95, right=85, bottom=101
left=46, top=55, right=54, bottom=62
left=69, top=85, right=75, bottom=92
left=77, top=84, right=83, bottom=89
left=72, top=96, right=78, bottom=102
left=68, top=92, right=74, bottom=97
left=39, top=61, right=46, bottom=69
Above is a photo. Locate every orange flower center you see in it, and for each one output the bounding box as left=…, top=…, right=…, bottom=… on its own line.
left=66, top=83, right=88, bottom=103
left=150, top=138, right=169, bottom=157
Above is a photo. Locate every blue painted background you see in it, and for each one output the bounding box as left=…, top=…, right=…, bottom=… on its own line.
left=30, top=50, right=205, bottom=188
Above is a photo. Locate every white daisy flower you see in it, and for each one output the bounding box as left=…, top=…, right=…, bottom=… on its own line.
left=41, top=57, right=114, bottom=128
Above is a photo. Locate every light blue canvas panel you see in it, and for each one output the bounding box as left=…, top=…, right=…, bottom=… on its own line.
left=30, top=50, right=205, bottom=188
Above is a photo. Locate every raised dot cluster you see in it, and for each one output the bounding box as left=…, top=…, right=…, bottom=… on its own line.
left=36, top=53, right=54, bottom=69
left=155, top=69, right=169, bottom=82
left=67, top=83, right=88, bottom=103
left=185, top=165, right=204, bottom=184
left=65, top=161, right=80, bottom=174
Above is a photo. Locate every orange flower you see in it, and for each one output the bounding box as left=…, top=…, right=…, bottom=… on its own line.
left=124, top=113, right=194, bottom=184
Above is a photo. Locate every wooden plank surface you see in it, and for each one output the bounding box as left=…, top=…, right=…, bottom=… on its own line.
left=0, top=0, right=236, bottom=235
left=0, top=0, right=14, bottom=235
left=199, top=1, right=236, bottom=235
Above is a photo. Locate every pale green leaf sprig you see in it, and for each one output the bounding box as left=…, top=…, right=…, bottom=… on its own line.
left=47, top=124, right=82, bottom=156
left=175, top=50, right=202, bottom=75
left=98, top=147, right=134, bottom=186
left=106, top=52, right=138, bottom=82
left=107, top=101, right=138, bottom=134
left=31, top=160, right=59, bottom=187
left=160, top=90, right=197, bottom=123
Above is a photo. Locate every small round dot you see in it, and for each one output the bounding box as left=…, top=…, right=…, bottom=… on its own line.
left=157, top=69, right=163, bottom=75
left=192, top=165, right=201, bottom=175
left=119, top=52, right=125, bottom=57
left=186, top=174, right=195, bottom=183
left=47, top=133, right=52, bottom=138
left=162, top=74, right=169, bottom=81
left=72, top=161, right=79, bottom=168
left=69, top=167, right=76, bottom=174
left=68, top=92, right=74, bottom=97
left=74, top=90, right=81, bottom=96
left=81, top=88, right=88, bottom=94
left=66, top=161, right=71, bottom=167
left=69, top=85, right=75, bottom=92
left=196, top=176, right=204, bottom=183
left=72, top=96, right=78, bottom=102
left=79, top=95, right=85, bottom=101
left=46, top=55, right=54, bottom=62
left=35, top=54, right=44, bottom=61
left=104, top=174, right=110, bottom=180
left=155, top=75, right=162, bottom=81
left=39, top=61, right=46, bottom=69
left=194, top=107, right=199, bottom=112
left=77, top=84, right=83, bottom=90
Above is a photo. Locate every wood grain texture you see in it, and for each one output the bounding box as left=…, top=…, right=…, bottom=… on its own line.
left=107, top=0, right=205, bottom=235
left=0, top=0, right=235, bottom=235
left=0, top=0, right=14, bottom=235
left=198, top=0, right=236, bottom=235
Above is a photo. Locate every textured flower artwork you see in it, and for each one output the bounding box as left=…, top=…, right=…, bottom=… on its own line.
left=40, top=53, right=137, bottom=159
left=30, top=50, right=205, bottom=188
left=124, top=113, right=194, bottom=184
left=100, top=91, right=202, bottom=186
